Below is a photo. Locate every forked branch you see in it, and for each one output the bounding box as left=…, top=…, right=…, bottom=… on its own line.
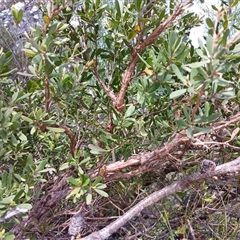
left=82, top=157, right=240, bottom=240
left=91, top=1, right=193, bottom=112
left=89, top=113, right=240, bottom=181
left=114, top=0, right=193, bottom=112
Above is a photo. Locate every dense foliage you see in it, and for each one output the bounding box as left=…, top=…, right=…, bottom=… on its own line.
left=1, top=0, right=240, bottom=239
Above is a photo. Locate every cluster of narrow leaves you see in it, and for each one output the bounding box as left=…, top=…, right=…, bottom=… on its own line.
left=0, top=0, right=240, bottom=238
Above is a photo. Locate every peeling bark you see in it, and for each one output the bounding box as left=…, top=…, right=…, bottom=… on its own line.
left=82, top=157, right=240, bottom=240
left=89, top=113, right=240, bottom=181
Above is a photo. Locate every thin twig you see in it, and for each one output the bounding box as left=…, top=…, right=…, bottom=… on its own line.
left=187, top=219, right=196, bottom=240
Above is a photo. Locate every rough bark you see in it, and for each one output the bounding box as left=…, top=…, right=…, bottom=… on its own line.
left=82, top=157, right=240, bottom=240
left=89, top=113, right=240, bottom=181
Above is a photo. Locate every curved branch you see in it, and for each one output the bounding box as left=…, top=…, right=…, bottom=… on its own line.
left=38, top=123, right=76, bottom=157
left=82, top=157, right=240, bottom=240
left=115, top=0, right=193, bottom=112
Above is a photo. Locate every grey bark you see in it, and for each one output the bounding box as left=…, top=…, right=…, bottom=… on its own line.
left=81, top=157, right=240, bottom=240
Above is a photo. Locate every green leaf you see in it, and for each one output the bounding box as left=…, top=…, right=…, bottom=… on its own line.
left=30, top=126, right=36, bottom=135
left=92, top=177, right=102, bottom=187
left=18, top=132, right=27, bottom=141
left=68, top=177, right=80, bottom=186
left=86, top=190, right=92, bottom=205
left=11, top=135, right=19, bottom=146
left=36, top=159, right=48, bottom=171
left=204, top=101, right=210, bottom=117
left=14, top=173, right=26, bottom=182
left=38, top=168, right=56, bottom=173
left=81, top=175, right=91, bottom=187
left=2, top=121, right=12, bottom=128
left=16, top=93, right=31, bottom=102
left=213, top=78, right=229, bottom=87
left=196, top=49, right=208, bottom=60
left=67, top=187, right=81, bottom=199
left=115, top=0, right=123, bottom=19
left=4, top=233, right=15, bottom=240
left=206, top=18, right=214, bottom=28
left=77, top=166, right=84, bottom=175
left=10, top=91, right=18, bottom=104
left=172, top=64, right=186, bottom=85
left=13, top=189, right=25, bottom=201
left=194, top=113, right=221, bottom=124
left=94, top=188, right=109, bottom=197
left=11, top=5, right=18, bottom=21
left=1, top=171, right=8, bottom=187
left=88, top=144, right=106, bottom=154
left=186, top=127, right=193, bottom=139
left=21, top=115, right=33, bottom=123
left=46, top=127, right=65, bottom=132
left=94, top=183, right=107, bottom=189
left=27, top=154, right=34, bottom=166
left=211, top=5, right=218, bottom=11
left=221, top=29, right=230, bottom=46
left=148, top=82, right=160, bottom=93
left=128, top=30, right=137, bottom=41
left=79, top=156, right=91, bottom=165
left=232, top=0, right=238, bottom=7
left=122, top=118, right=135, bottom=127
left=183, top=105, right=191, bottom=122
left=0, top=129, right=8, bottom=142
left=11, top=112, right=22, bottom=122
left=23, top=49, right=38, bottom=57
left=203, top=197, right=215, bottom=203
left=158, top=9, right=166, bottom=21
left=206, top=34, right=213, bottom=55
left=174, top=43, right=188, bottom=60
left=170, top=89, right=187, bottom=99
left=135, top=0, right=143, bottom=11
left=124, top=105, right=135, bottom=118
left=137, top=53, right=151, bottom=67
left=0, top=195, right=15, bottom=204
left=42, top=119, right=56, bottom=124
left=223, top=14, right=228, bottom=29
left=44, top=60, right=54, bottom=75
left=139, top=127, right=148, bottom=137
left=4, top=108, right=13, bottom=119
left=17, top=203, right=32, bottom=210
left=59, top=162, right=71, bottom=171
left=194, top=126, right=211, bottom=133
left=169, top=31, right=177, bottom=51
left=186, top=61, right=209, bottom=68
left=17, top=9, right=23, bottom=24
left=175, top=119, right=189, bottom=128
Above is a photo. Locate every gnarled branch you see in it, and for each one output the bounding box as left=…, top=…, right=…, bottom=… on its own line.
left=89, top=113, right=240, bottom=181
left=82, top=157, right=240, bottom=240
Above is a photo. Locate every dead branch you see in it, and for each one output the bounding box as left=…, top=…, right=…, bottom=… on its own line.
left=89, top=131, right=189, bottom=180
left=14, top=172, right=72, bottom=238
left=81, top=157, right=240, bottom=240
left=89, top=113, right=240, bottom=181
